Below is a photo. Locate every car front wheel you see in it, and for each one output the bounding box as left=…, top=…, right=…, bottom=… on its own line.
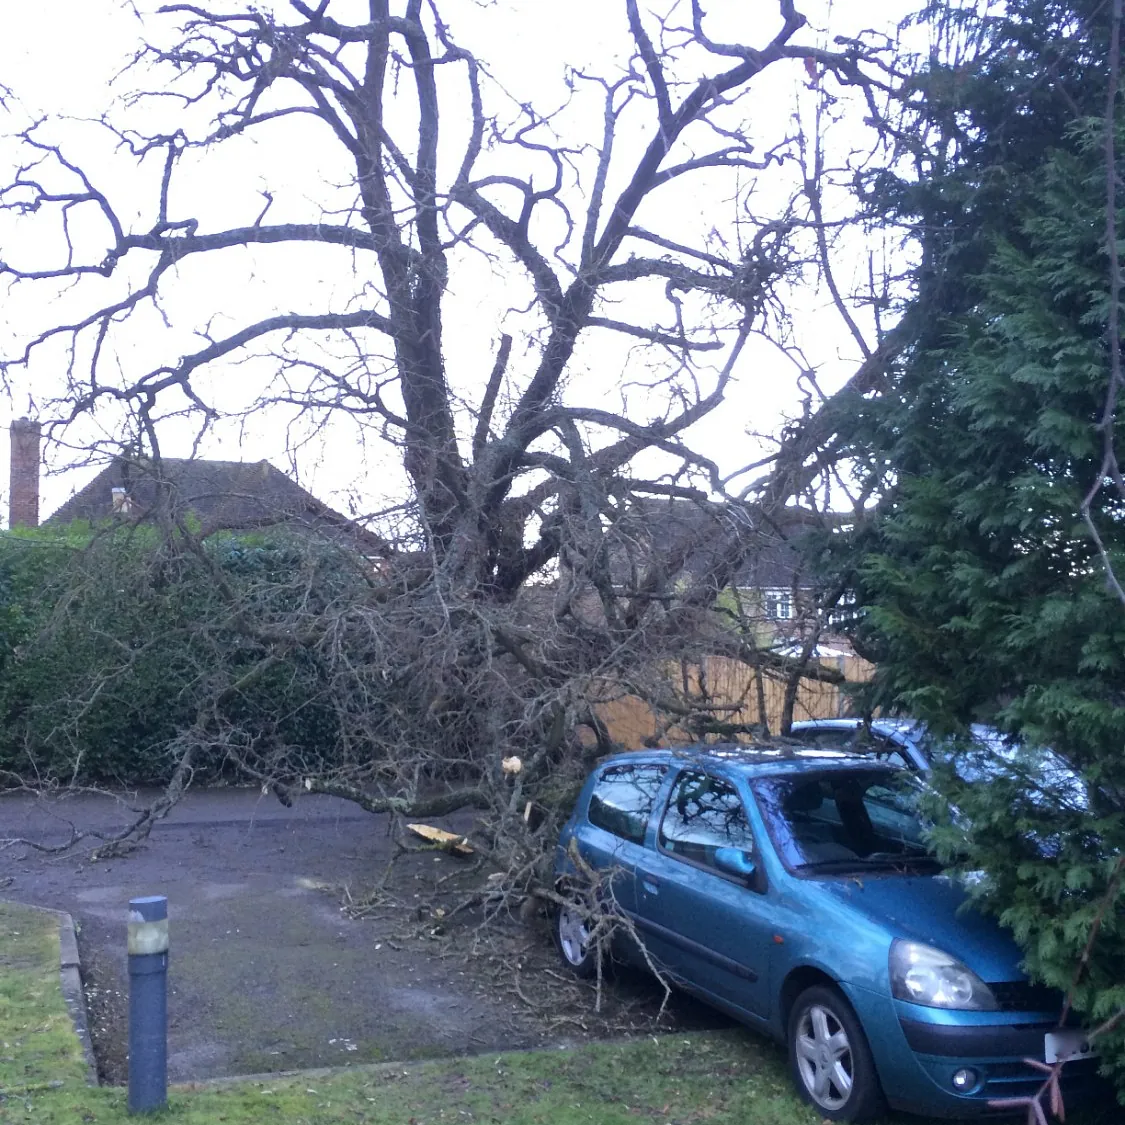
left=787, top=985, right=884, bottom=1122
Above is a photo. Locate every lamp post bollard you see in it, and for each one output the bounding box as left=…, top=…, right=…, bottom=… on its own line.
left=127, top=895, right=168, bottom=1114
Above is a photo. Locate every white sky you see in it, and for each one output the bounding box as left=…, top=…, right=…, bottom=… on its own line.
left=0, top=0, right=919, bottom=524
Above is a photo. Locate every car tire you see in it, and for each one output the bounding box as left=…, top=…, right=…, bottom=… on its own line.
left=554, top=898, right=600, bottom=978
left=787, top=984, right=885, bottom=1122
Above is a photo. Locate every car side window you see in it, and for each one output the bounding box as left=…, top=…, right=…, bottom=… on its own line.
left=659, top=770, right=755, bottom=871
left=802, top=730, right=853, bottom=750
left=862, top=782, right=926, bottom=844
left=587, top=764, right=667, bottom=844
left=870, top=739, right=911, bottom=769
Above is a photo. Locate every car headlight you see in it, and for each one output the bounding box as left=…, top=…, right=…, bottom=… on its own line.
left=889, top=940, right=998, bottom=1010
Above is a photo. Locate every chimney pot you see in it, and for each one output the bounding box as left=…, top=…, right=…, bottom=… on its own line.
left=9, top=418, right=42, bottom=529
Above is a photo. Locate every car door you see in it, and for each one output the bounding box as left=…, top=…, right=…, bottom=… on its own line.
left=632, top=768, right=775, bottom=1022
left=572, top=761, right=670, bottom=920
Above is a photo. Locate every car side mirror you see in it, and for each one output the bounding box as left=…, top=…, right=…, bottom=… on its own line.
left=714, top=846, right=757, bottom=882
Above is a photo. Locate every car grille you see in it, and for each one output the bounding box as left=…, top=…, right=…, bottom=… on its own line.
left=989, top=981, right=1064, bottom=1013
left=982, top=1055, right=1102, bottom=1108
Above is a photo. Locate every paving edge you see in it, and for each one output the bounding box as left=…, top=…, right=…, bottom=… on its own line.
left=172, top=1032, right=699, bottom=1091
left=1, top=899, right=99, bottom=1086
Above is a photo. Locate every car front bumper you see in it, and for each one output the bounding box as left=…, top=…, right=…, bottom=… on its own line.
left=840, top=984, right=1105, bottom=1118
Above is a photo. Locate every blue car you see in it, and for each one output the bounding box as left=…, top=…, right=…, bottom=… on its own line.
left=553, top=745, right=1101, bottom=1120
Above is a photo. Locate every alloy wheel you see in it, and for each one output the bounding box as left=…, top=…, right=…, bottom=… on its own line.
left=556, top=906, right=590, bottom=967
left=794, top=1002, right=854, bottom=1112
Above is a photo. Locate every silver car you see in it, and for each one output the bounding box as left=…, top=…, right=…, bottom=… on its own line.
left=790, top=719, right=1085, bottom=807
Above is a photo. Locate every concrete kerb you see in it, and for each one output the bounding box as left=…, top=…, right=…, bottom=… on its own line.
left=175, top=1036, right=637, bottom=1092
left=2, top=899, right=99, bottom=1086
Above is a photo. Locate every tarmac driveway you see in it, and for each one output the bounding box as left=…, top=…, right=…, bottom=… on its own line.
left=1, top=786, right=718, bottom=1082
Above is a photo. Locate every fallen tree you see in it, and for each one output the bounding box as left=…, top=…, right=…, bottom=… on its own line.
left=0, top=1, right=900, bottom=895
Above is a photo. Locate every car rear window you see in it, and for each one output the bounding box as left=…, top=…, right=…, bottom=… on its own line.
left=587, top=763, right=667, bottom=844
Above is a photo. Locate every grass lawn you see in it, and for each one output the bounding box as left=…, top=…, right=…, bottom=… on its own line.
left=0, top=901, right=1114, bottom=1125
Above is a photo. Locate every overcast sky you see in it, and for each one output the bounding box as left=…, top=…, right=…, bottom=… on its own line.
left=0, top=0, right=918, bottom=523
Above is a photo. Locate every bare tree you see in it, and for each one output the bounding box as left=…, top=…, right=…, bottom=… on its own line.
left=0, top=1, right=902, bottom=892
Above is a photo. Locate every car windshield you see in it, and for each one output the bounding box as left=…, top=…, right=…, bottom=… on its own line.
left=753, top=770, right=941, bottom=874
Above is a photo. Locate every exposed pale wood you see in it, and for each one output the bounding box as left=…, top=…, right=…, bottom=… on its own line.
left=406, top=823, right=474, bottom=855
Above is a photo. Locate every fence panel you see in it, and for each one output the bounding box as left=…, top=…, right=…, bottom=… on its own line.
left=591, top=654, right=873, bottom=747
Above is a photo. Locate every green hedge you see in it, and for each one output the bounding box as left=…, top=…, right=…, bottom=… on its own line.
left=0, top=525, right=358, bottom=787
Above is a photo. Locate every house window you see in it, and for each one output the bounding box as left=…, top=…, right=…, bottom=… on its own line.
left=762, top=588, right=792, bottom=620
left=111, top=486, right=134, bottom=514
left=827, top=591, right=858, bottom=628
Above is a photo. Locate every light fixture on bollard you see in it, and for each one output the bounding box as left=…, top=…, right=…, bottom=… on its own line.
left=127, top=895, right=168, bottom=1114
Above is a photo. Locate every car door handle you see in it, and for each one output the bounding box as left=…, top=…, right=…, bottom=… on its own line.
left=641, top=874, right=660, bottom=894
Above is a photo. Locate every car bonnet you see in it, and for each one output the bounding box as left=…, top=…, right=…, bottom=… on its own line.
left=817, top=872, right=1027, bottom=983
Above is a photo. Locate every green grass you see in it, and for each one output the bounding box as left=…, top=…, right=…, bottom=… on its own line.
left=0, top=903, right=91, bottom=1099
left=0, top=901, right=1115, bottom=1125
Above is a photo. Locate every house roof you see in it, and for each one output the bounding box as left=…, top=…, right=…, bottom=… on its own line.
left=44, top=457, right=389, bottom=555
left=607, top=498, right=843, bottom=592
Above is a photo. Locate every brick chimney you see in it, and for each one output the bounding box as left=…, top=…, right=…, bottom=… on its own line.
left=9, top=418, right=42, bottom=529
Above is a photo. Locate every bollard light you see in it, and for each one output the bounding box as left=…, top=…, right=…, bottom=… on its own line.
left=127, top=895, right=168, bottom=1114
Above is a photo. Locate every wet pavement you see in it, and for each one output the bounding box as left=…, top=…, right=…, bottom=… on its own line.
left=0, top=788, right=565, bottom=1081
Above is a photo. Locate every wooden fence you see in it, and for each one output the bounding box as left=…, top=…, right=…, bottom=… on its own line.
left=592, top=653, right=874, bottom=747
